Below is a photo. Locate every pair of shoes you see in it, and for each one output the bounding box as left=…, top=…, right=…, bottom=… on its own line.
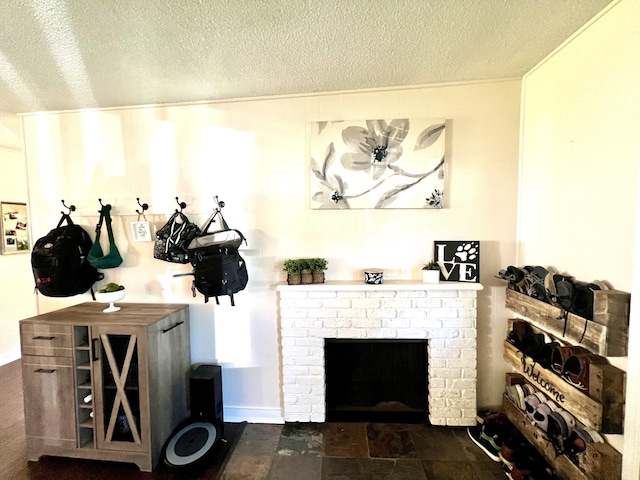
left=564, top=427, right=605, bottom=467
left=506, top=383, right=535, bottom=411
left=546, top=410, right=577, bottom=455
left=498, top=431, right=530, bottom=469
left=467, top=415, right=511, bottom=462
left=497, top=266, right=528, bottom=293
left=504, top=449, right=556, bottom=480
left=562, top=351, right=608, bottom=391
left=571, top=281, right=608, bottom=320
left=507, top=321, right=558, bottom=368
left=475, top=407, right=502, bottom=425
left=523, top=266, right=549, bottom=302
left=551, top=345, right=608, bottom=391
left=531, top=398, right=560, bottom=432
left=508, top=321, right=545, bottom=357
left=524, top=392, right=548, bottom=421
left=545, top=270, right=576, bottom=312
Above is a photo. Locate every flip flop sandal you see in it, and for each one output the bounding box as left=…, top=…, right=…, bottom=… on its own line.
left=550, top=274, right=576, bottom=311
left=506, top=384, right=526, bottom=410
left=510, top=266, right=529, bottom=293
left=497, top=266, right=528, bottom=292
left=544, top=265, right=560, bottom=297
left=562, top=352, right=609, bottom=391
left=496, top=268, right=517, bottom=282
left=524, top=266, right=549, bottom=301
left=592, top=280, right=610, bottom=291
left=550, top=345, right=589, bottom=375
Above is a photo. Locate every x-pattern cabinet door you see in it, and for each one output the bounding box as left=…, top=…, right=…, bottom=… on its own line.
left=92, top=325, right=149, bottom=453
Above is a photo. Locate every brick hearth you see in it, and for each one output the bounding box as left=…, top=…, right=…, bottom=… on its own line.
left=276, top=280, right=483, bottom=425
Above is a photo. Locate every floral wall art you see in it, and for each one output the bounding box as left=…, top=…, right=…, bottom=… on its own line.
left=310, top=118, right=446, bottom=209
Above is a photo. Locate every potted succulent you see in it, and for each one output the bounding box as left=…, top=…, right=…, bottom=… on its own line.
left=309, top=258, right=328, bottom=284
left=283, top=259, right=304, bottom=285
left=422, top=261, right=441, bottom=284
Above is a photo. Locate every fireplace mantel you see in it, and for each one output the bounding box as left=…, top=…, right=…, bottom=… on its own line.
left=276, top=280, right=483, bottom=292
left=276, top=281, right=483, bottom=425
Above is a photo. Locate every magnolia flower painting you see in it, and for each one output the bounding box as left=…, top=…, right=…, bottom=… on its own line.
left=310, top=118, right=446, bottom=209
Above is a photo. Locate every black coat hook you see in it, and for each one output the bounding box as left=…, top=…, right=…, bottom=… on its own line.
left=98, top=198, right=111, bottom=212
left=61, top=199, right=76, bottom=215
left=136, top=197, right=149, bottom=215
left=175, top=197, right=187, bottom=213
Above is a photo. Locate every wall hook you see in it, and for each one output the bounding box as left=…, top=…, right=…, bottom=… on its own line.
left=175, top=197, right=187, bottom=213
left=61, top=199, right=76, bottom=215
left=136, top=197, right=149, bottom=215
left=98, top=198, right=111, bottom=212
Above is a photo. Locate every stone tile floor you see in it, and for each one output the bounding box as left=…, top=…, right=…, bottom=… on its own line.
left=220, top=423, right=506, bottom=480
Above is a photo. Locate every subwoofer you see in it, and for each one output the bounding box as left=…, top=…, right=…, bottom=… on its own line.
left=163, top=364, right=224, bottom=471
left=190, top=364, right=224, bottom=426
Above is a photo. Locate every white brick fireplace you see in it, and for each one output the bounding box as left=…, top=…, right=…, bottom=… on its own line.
left=276, top=280, right=483, bottom=425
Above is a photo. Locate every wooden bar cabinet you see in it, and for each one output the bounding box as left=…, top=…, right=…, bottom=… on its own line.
left=20, top=302, right=191, bottom=472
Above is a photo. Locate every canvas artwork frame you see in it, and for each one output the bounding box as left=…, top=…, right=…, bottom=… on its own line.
left=310, top=118, right=446, bottom=209
left=1, top=201, right=30, bottom=254
left=434, top=240, right=480, bottom=283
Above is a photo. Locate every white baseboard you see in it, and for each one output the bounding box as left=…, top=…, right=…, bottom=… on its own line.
left=0, top=350, right=20, bottom=366
left=223, top=406, right=284, bottom=424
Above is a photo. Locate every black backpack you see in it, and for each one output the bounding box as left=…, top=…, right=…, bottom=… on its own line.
left=186, top=207, right=248, bottom=306
left=31, top=213, right=103, bottom=297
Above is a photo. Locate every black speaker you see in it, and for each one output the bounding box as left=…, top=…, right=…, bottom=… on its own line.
left=190, top=364, right=223, bottom=425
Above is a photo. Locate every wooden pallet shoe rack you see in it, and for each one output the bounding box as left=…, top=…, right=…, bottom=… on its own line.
left=503, top=287, right=629, bottom=480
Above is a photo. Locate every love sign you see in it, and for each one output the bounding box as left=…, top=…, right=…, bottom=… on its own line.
left=433, top=241, right=480, bottom=283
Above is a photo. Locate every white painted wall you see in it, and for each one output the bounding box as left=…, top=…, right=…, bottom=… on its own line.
left=19, top=80, right=521, bottom=421
left=518, top=0, right=639, bottom=476
left=0, top=115, right=37, bottom=365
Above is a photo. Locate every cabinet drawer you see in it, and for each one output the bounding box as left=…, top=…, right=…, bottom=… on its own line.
left=21, top=324, right=73, bottom=357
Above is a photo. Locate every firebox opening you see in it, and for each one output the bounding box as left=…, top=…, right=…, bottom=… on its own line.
left=324, top=339, right=428, bottom=423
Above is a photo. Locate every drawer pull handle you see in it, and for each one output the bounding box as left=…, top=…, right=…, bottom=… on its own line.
left=162, top=321, right=184, bottom=334
left=92, top=338, right=99, bottom=361
left=34, top=368, right=55, bottom=373
left=32, top=335, right=55, bottom=340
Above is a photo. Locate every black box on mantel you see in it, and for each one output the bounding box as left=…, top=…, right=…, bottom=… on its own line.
left=190, top=364, right=223, bottom=427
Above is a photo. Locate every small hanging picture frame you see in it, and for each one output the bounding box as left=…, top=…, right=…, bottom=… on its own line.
left=130, top=214, right=152, bottom=242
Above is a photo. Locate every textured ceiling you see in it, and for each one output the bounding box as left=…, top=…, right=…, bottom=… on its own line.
left=0, top=0, right=613, bottom=115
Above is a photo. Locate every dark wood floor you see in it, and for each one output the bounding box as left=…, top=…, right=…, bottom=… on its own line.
left=0, top=359, right=243, bottom=480
left=3, top=359, right=507, bottom=479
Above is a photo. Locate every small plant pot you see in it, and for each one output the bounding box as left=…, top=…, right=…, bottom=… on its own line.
left=287, top=273, right=302, bottom=285
left=422, top=270, right=440, bottom=284
left=301, top=270, right=313, bottom=284
left=312, top=272, right=325, bottom=284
